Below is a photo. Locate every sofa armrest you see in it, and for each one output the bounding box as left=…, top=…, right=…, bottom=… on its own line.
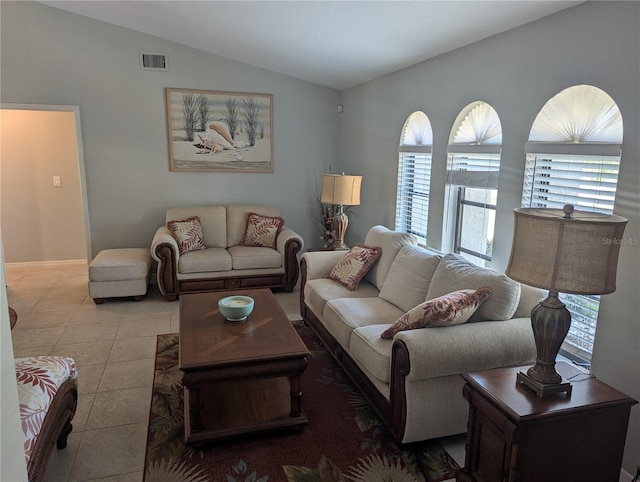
left=277, top=226, right=304, bottom=292
left=300, top=250, right=346, bottom=280
left=276, top=226, right=304, bottom=254
left=392, top=318, right=536, bottom=381
left=151, top=227, right=179, bottom=300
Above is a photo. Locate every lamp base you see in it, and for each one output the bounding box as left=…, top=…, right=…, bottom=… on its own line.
left=517, top=370, right=572, bottom=398
left=333, top=206, right=349, bottom=250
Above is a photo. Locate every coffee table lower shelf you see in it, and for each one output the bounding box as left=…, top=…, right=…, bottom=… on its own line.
left=183, top=377, right=309, bottom=445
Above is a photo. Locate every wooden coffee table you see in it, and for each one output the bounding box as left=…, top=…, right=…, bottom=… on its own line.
left=179, top=288, right=309, bottom=445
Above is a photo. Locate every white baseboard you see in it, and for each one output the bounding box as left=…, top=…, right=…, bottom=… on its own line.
left=5, top=259, right=87, bottom=268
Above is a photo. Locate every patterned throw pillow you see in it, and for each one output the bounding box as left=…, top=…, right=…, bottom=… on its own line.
left=242, top=212, right=285, bottom=248
left=380, top=287, right=492, bottom=339
left=167, top=216, right=207, bottom=255
left=328, top=244, right=382, bottom=291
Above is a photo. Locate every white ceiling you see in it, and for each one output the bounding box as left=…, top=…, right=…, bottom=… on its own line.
left=39, top=1, right=582, bottom=90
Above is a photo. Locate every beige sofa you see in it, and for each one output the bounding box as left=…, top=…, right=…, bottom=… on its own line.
left=300, top=225, right=542, bottom=444
left=151, top=204, right=303, bottom=301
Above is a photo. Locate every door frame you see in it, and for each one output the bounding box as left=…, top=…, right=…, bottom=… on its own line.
left=1, top=103, right=91, bottom=262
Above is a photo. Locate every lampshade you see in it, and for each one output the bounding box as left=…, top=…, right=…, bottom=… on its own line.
left=506, top=207, right=627, bottom=295
left=321, top=174, right=362, bottom=206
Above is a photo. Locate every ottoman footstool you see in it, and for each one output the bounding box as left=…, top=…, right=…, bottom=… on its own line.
left=89, top=248, right=151, bottom=304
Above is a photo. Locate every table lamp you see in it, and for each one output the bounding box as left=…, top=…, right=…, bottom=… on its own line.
left=321, top=173, right=362, bottom=249
left=505, top=204, right=627, bottom=397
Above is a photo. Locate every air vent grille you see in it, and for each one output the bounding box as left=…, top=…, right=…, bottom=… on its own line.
left=140, top=52, right=168, bottom=71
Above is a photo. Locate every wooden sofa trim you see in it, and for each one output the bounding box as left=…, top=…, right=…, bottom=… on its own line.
left=299, top=257, right=408, bottom=445
left=27, top=378, right=78, bottom=482
left=155, top=237, right=302, bottom=301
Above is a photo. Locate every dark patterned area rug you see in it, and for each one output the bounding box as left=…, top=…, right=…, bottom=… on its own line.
left=144, top=321, right=459, bottom=482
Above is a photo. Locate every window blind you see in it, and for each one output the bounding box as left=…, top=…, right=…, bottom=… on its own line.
left=521, top=152, right=621, bottom=361
left=522, top=154, right=620, bottom=214
left=395, top=152, right=431, bottom=245
left=446, top=149, right=501, bottom=189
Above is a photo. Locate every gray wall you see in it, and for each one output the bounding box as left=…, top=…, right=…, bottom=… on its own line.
left=1, top=1, right=340, bottom=258
left=339, top=1, right=639, bottom=472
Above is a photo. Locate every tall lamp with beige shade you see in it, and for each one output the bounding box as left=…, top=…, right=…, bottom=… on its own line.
left=505, top=204, right=627, bottom=397
left=321, top=173, right=362, bottom=249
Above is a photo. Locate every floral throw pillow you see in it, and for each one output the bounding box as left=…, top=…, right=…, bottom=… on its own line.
left=242, top=212, right=285, bottom=249
left=328, top=244, right=382, bottom=291
left=167, top=216, right=207, bottom=255
left=380, top=287, right=492, bottom=339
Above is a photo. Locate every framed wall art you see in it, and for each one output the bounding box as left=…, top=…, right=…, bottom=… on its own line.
left=165, top=88, right=273, bottom=172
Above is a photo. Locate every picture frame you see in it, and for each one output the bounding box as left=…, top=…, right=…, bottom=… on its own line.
left=165, top=88, right=273, bottom=172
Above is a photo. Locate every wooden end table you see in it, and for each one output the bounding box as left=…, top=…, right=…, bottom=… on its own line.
left=457, top=362, right=637, bottom=482
left=179, top=288, right=309, bottom=445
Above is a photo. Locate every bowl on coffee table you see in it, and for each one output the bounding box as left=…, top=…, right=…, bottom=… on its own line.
left=218, top=295, right=255, bottom=322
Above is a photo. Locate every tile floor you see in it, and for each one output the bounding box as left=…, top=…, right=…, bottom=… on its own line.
left=5, top=261, right=465, bottom=481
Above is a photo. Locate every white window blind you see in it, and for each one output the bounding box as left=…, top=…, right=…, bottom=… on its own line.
left=522, top=154, right=620, bottom=213
left=523, top=85, right=623, bottom=362
left=446, top=149, right=501, bottom=189
left=396, top=112, right=433, bottom=245
left=396, top=151, right=431, bottom=245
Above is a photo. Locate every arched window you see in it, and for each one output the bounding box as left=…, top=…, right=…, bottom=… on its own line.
left=444, top=102, right=502, bottom=267
left=395, top=111, right=433, bottom=245
left=523, top=84, right=623, bottom=363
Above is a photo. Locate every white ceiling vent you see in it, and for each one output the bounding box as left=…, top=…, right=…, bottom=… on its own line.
left=140, top=52, right=168, bottom=71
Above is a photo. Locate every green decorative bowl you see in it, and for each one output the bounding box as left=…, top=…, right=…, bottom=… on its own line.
left=218, top=295, right=254, bottom=322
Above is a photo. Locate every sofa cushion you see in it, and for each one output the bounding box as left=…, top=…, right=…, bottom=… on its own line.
left=350, top=325, right=393, bottom=383
left=166, top=207, right=227, bottom=248
left=167, top=216, right=207, bottom=255
left=380, top=287, right=492, bottom=339
left=242, top=212, right=285, bottom=248
left=304, top=278, right=380, bottom=319
left=323, top=297, right=404, bottom=348
left=227, top=205, right=282, bottom=247
left=363, top=225, right=417, bottom=290
left=228, top=246, right=282, bottom=270
left=379, top=245, right=442, bottom=312
left=178, top=247, right=232, bottom=274
left=328, top=244, right=382, bottom=291
left=426, top=254, right=521, bottom=322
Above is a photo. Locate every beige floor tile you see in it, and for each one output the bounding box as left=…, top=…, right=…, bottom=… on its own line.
left=116, top=317, right=171, bottom=339
left=98, top=358, right=155, bottom=392
left=123, top=298, right=172, bottom=317
left=12, top=345, right=54, bottom=358
left=72, top=392, right=96, bottom=433
left=86, top=387, right=151, bottom=430
left=85, top=472, right=144, bottom=482
left=43, top=431, right=81, bottom=482
left=52, top=340, right=114, bottom=366
left=60, top=324, right=120, bottom=345
left=77, top=364, right=106, bottom=395
left=69, top=309, right=125, bottom=325
left=11, top=326, right=66, bottom=349
left=79, top=296, right=131, bottom=315
left=30, top=297, right=87, bottom=313
left=70, top=423, right=148, bottom=480
left=439, top=434, right=466, bottom=466
left=108, top=337, right=157, bottom=363
left=13, top=311, right=76, bottom=329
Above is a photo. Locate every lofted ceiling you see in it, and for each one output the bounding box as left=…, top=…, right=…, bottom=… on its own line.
left=39, top=1, right=582, bottom=90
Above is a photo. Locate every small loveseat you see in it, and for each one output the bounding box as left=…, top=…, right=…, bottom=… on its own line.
left=151, top=204, right=303, bottom=301
left=300, top=225, right=543, bottom=444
